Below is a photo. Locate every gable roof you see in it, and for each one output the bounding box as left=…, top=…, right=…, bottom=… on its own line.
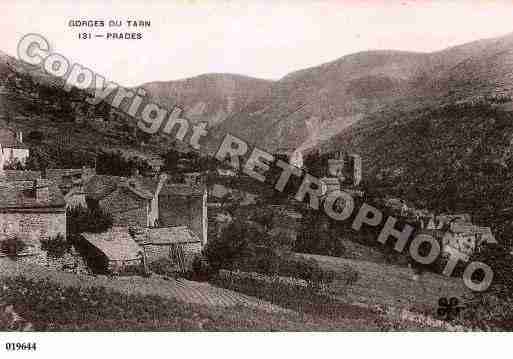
left=133, top=174, right=204, bottom=197
left=159, top=182, right=205, bottom=197
left=84, top=175, right=125, bottom=201
left=81, top=227, right=142, bottom=262
left=99, top=185, right=151, bottom=214
left=0, top=179, right=65, bottom=210
left=122, top=179, right=154, bottom=199
left=143, top=226, right=200, bottom=245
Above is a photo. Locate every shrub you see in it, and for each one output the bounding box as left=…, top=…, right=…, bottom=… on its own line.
left=212, top=270, right=369, bottom=320
left=204, top=219, right=271, bottom=271
left=67, top=205, right=113, bottom=236
left=204, top=219, right=342, bottom=285
left=149, top=258, right=178, bottom=277
left=117, top=263, right=146, bottom=277
left=41, top=234, right=70, bottom=259
left=275, top=254, right=336, bottom=284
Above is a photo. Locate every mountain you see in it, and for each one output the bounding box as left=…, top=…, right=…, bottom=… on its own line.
left=212, top=32, right=513, bottom=154
left=141, top=74, right=273, bottom=127
left=315, top=33, right=513, bottom=241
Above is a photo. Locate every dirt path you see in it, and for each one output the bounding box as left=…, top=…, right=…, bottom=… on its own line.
left=0, top=260, right=289, bottom=314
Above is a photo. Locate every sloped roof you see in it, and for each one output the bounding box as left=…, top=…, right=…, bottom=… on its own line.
left=0, top=170, right=41, bottom=182
left=136, top=175, right=204, bottom=197
left=46, top=168, right=83, bottom=180
left=159, top=182, right=205, bottom=197
left=99, top=186, right=151, bottom=214
left=83, top=175, right=125, bottom=200
left=0, top=179, right=65, bottom=209
left=144, top=226, right=200, bottom=245
left=81, top=227, right=142, bottom=262
left=123, top=178, right=154, bottom=199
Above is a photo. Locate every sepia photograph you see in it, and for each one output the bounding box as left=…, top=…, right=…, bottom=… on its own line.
left=1, top=0, right=513, bottom=356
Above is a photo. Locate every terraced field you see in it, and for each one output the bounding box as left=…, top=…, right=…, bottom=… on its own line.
left=0, top=260, right=288, bottom=313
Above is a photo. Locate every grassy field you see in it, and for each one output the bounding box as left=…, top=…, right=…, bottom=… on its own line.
left=0, top=258, right=467, bottom=331
left=297, top=253, right=471, bottom=315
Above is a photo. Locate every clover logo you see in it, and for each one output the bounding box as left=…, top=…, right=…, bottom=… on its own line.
left=437, top=297, right=464, bottom=321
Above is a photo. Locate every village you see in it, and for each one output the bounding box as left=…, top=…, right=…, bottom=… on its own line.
left=0, top=124, right=498, bottom=283
left=0, top=126, right=208, bottom=276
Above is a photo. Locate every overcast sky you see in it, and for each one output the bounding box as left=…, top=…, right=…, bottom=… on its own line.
left=1, top=0, right=513, bottom=86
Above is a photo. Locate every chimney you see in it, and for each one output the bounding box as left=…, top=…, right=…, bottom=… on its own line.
left=16, top=131, right=22, bottom=143
left=33, top=179, right=50, bottom=202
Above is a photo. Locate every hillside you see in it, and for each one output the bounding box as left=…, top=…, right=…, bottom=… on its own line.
left=142, top=73, right=273, bottom=127
left=2, top=32, right=513, bottom=240
left=212, top=32, right=513, bottom=154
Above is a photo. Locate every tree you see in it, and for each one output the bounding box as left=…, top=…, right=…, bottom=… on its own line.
left=66, top=205, right=113, bottom=237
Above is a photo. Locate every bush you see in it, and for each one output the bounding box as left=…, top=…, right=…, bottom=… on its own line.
left=204, top=218, right=340, bottom=285
left=0, top=275, right=377, bottom=330
left=204, top=219, right=271, bottom=271
left=67, top=205, right=113, bottom=235
left=212, top=270, right=369, bottom=320
left=149, top=258, right=178, bottom=277
left=41, top=234, right=70, bottom=259
left=275, top=255, right=336, bottom=284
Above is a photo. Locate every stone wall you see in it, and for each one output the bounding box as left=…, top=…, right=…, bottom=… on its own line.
left=143, top=242, right=201, bottom=268
left=0, top=248, right=90, bottom=275
left=111, top=207, right=147, bottom=228
left=159, top=195, right=204, bottom=243
left=0, top=211, right=66, bottom=249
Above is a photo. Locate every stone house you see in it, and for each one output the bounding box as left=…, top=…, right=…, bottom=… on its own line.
left=157, top=182, right=208, bottom=245
left=137, top=226, right=202, bottom=269
left=98, top=178, right=156, bottom=228
left=441, top=223, right=497, bottom=256
left=80, top=227, right=142, bottom=274
left=83, top=173, right=207, bottom=245
left=0, top=179, right=66, bottom=255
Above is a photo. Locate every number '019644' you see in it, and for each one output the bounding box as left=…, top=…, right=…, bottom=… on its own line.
left=5, top=342, right=37, bottom=351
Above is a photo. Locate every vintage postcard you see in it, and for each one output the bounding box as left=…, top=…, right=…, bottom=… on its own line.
left=0, top=0, right=512, bottom=354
